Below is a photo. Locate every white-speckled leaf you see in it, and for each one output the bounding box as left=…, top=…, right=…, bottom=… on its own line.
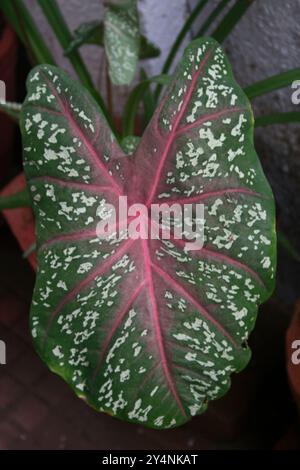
left=104, top=0, right=140, bottom=85
left=21, top=38, right=276, bottom=430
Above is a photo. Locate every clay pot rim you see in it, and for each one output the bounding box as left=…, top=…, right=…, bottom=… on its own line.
left=0, top=22, right=17, bottom=63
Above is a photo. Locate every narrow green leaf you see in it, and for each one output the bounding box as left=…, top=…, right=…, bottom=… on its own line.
left=139, top=35, right=161, bottom=60
left=196, top=0, right=231, bottom=36
left=255, top=112, right=300, bottom=127
left=37, top=0, right=109, bottom=117
left=122, top=74, right=171, bottom=137
left=154, top=0, right=209, bottom=100
left=0, top=1, right=24, bottom=39
left=0, top=101, right=22, bottom=122
left=0, top=187, right=31, bottom=211
left=278, top=232, right=300, bottom=263
left=1, top=0, right=55, bottom=64
left=104, top=0, right=140, bottom=85
left=244, top=68, right=300, bottom=99
left=64, top=21, right=104, bottom=55
left=211, top=0, right=255, bottom=43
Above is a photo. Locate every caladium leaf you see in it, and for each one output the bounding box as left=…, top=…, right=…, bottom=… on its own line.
left=65, top=20, right=160, bottom=61
left=65, top=21, right=104, bottom=55
left=121, top=135, right=141, bottom=154
left=21, top=37, right=276, bottom=429
left=104, top=0, right=140, bottom=85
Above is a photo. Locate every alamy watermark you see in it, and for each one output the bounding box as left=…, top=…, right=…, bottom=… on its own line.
left=0, top=81, right=7, bottom=366
left=291, top=80, right=300, bottom=105
left=96, top=196, right=205, bottom=251
left=0, top=340, right=6, bottom=365
left=0, top=80, right=6, bottom=102
left=291, top=340, right=300, bottom=365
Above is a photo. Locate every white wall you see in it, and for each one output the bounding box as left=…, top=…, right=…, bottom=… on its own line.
left=24, top=0, right=300, bottom=112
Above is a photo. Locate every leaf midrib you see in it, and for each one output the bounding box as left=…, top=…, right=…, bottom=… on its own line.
left=145, top=47, right=214, bottom=207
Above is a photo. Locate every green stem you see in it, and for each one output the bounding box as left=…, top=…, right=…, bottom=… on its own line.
left=23, top=243, right=36, bottom=259
left=244, top=68, right=300, bottom=99
left=123, top=74, right=170, bottom=137
left=105, top=57, right=113, bottom=118
left=123, top=81, right=150, bottom=137
left=0, top=101, right=21, bottom=122
left=196, top=0, right=231, bottom=36
left=211, top=0, right=255, bottom=43
left=154, top=0, right=209, bottom=101
left=140, top=69, right=156, bottom=132
left=0, top=188, right=31, bottom=211
left=37, top=1, right=92, bottom=87
left=36, top=0, right=113, bottom=128
left=255, top=112, right=300, bottom=127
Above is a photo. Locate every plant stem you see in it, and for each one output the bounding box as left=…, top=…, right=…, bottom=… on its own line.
left=36, top=0, right=115, bottom=132
left=105, top=59, right=113, bottom=119
left=140, top=69, right=156, bottom=132
left=0, top=101, right=21, bottom=122
left=23, top=243, right=36, bottom=259
left=123, top=74, right=170, bottom=137
left=37, top=1, right=91, bottom=87
left=0, top=188, right=31, bottom=211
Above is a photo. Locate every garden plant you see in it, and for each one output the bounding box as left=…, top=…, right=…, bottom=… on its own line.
left=0, top=0, right=299, bottom=431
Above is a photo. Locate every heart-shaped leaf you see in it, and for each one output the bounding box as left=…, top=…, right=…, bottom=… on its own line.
left=21, top=38, right=276, bottom=429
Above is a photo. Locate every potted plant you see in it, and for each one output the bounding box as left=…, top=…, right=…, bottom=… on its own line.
left=0, top=0, right=299, bottom=430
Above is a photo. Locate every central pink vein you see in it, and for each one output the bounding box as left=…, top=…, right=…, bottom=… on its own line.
left=141, top=237, right=187, bottom=417
left=145, top=47, right=214, bottom=207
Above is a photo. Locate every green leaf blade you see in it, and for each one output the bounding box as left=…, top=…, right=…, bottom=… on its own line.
left=21, top=38, right=276, bottom=429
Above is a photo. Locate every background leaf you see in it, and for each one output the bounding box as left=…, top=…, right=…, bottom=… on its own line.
left=65, top=21, right=160, bottom=60
left=104, top=0, right=140, bottom=85
left=0, top=0, right=55, bottom=64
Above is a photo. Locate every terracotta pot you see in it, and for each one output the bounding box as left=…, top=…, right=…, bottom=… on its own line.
left=0, top=172, right=36, bottom=269
left=0, top=19, right=18, bottom=184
